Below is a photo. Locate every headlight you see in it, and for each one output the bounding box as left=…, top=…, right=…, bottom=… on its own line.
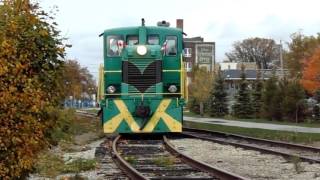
left=107, top=85, right=116, bottom=94
left=137, top=45, right=147, bottom=55
left=168, top=85, right=177, bottom=93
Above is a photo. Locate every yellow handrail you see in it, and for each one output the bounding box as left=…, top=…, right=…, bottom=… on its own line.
left=97, top=64, right=104, bottom=101
left=180, top=54, right=188, bottom=103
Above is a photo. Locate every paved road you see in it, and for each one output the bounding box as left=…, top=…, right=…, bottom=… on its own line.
left=184, top=116, right=320, bottom=133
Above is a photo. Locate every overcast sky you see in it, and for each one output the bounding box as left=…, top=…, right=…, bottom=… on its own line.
left=41, top=0, right=320, bottom=80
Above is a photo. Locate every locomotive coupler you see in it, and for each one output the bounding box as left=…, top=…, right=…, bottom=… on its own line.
left=135, top=101, right=151, bottom=130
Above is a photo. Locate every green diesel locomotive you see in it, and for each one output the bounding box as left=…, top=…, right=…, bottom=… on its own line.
left=98, top=19, right=188, bottom=133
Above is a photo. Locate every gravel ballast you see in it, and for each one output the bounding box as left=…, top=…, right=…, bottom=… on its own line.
left=171, top=138, right=320, bottom=180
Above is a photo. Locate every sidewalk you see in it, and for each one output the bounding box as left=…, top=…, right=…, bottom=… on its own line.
left=184, top=116, right=320, bottom=133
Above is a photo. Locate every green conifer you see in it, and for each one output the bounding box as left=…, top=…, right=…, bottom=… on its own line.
left=232, top=65, right=253, bottom=118
left=210, top=70, right=228, bottom=117
left=252, top=70, right=263, bottom=118
left=262, top=73, right=282, bottom=120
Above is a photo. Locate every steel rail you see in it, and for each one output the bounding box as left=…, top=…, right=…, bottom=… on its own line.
left=184, top=127, right=320, bottom=152
left=183, top=127, right=320, bottom=164
left=75, top=110, right=97, bottom=117
left=111, top=135, right=148, bottom=180
left=163, top=135, right=248, bottom=180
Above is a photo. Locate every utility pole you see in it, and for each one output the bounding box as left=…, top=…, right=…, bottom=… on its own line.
left=280, top=40, right=284, bottom=79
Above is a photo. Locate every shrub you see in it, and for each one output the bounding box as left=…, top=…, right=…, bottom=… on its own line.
left=0, top=1, right=66, bottom=178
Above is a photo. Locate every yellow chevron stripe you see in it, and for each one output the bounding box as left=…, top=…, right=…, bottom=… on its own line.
left=161, top=112, right=182, bottom=132
left=103, top=114, right=122, bottom=132
left=103, top=100, right=140, bottom=132
left=104, top=99, right=181, bottom=133
left=143, top=99, right=181, bottom=132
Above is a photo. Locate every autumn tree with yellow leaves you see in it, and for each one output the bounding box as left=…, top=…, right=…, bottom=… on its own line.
left=61, top=60, right=96, bottom=99
left=285, top=32, right=320, bottom=77
left=0, top=0, right=66, bottom=178
left=189, top=66, right=213, bottom=116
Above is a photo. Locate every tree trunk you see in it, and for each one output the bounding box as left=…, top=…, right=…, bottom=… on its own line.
left=200, top=102, right=204, bottom=117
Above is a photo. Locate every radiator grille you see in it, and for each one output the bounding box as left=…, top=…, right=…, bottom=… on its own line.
left=123, top=60, right=161, bottom=93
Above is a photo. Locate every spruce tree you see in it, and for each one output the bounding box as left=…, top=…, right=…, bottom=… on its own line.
left=232, top=66, right=253, bottom=118
left=210, top=70, right=228, bottom=117
left=252, top=70, right=263, bottom=118
left=262, top=73, right=282, bottom=120
left=282, top=79, right=305, bottom=122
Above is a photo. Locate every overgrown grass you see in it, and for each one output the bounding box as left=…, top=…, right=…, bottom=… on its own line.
left=49, top=108, right=77, bottom=143
left=34, top=152, right=65, bottom=177
left=124, top=156, right=137, bottom=165
left=82, top=108, right=100, bottom=114
left=59, top=174, right=88, bottom=180
left=34, top=108, right=104, bottom=178
left=63, top=158, right=97, bottom=173
left=49, top=109, right=104, bottom=145
left=184, top=111, right=320, bottom=128
left=70, top=115, right=104, bottom=136
left=34, top=152, right=97, bottom=177
left=184, top=121, right=320, bottom=144
left=289, top=156, right=304, bottom=174
left=153, top=156, right=176, bottom=167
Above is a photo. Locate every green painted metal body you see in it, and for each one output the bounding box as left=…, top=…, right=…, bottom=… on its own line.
left=100, top=25, right=184, bottom=133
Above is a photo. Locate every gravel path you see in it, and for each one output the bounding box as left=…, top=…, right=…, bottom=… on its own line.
left=171, top=138, right=320, bottom=180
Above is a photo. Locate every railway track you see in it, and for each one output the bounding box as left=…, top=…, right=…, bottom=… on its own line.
left=75, top=110, right=98, bottom=118
left=77, top=112, right=320, bottom=178
left=111, top=134, right=246, bottom=180
left=183, top=127, right=320, bottom=164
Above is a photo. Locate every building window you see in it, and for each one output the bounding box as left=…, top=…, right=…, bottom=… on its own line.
left=186, top=62, right=192, bottom=72
left=107, top=35, right=123, bottom=57
left=165, top=36, right=177, bottom=56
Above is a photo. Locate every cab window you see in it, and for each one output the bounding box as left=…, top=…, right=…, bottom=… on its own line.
left=107, top=35, right=123, bottom=57
left=147, top=35, right=159, bottom=45
left=127, top=35, right=139, bottom=45
left=165, top=36, right=177, bottom=56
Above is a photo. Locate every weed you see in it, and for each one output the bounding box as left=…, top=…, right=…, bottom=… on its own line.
left=59, top=174, right=88, bottom=180
left=34, top=108, right=102, bottom=178
left=290, top=156, right=304, bottom=174
left=34, top=152, right=65, bottom=177
left=34, top=151, right=96, bottom=177
left=59, top=141, right=79, bottom=152
left=62, top=158, right=97, bottom=173
left=124, top=156, right=137, bottom=165
left=153, top=156, right=176, bottom=167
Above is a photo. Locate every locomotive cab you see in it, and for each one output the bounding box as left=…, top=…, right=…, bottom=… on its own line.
left=99, top=20, right=187, bottom=133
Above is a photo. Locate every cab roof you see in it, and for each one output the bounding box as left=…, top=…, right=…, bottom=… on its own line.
left=102, top=26, right=183, bottom=36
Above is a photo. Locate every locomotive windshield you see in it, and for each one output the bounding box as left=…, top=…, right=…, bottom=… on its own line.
left=127, top=35, right=139, bottom=45
left=147, top=35, right=159, bottom=45
left=107, top=35, right=123, bottom=57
